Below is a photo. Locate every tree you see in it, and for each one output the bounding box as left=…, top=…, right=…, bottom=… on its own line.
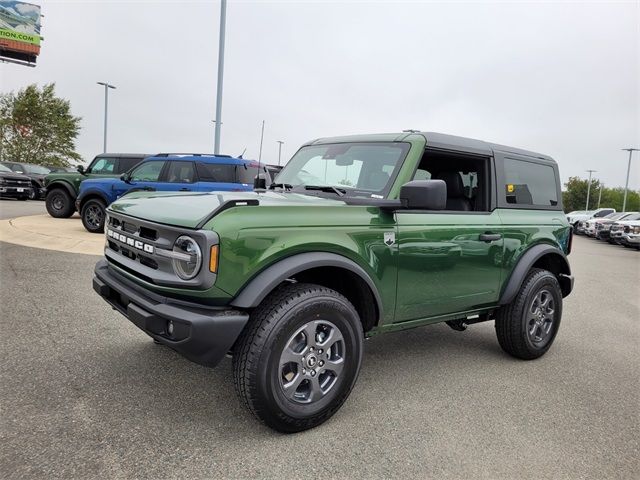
left=0, top=83, right=82, bottom=167
left=562, top=176, right=639, bottom=212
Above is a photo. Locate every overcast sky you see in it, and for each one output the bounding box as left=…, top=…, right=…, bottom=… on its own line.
left=1, top=0, right=638, bottom=189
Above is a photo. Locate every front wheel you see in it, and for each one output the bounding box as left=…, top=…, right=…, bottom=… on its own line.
left=232, top=283, right=363, bottom=433
left=495, top=268, right=562, bottom=360
left=81, top=199, right=106, bottom=233
left=46, top=188, right=75, bottom=218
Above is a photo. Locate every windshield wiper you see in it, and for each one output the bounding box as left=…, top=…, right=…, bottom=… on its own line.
left=303, top=185, right=346, bottom=196
left=268, top=182, right=293, bottom=191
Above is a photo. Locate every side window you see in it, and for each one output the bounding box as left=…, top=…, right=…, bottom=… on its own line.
left=412, top=151, right=489, bottom=211
left=7, top=163, right=24, bottom=173
left=503, top=158, right=558, bottom=206
left=117, top=157, right=143, bottom=174
left=594, top=209, right=612, bottom=218
left=165, top=161, right=196, bottom=183
left=237, top=165, right=268, bottom=184
left=195, top=163, right=236, bottom=183
left=90, top=157, right=117, bottom=174
left=130, top=161, right=165, bottom=182
left=413, top=169, right=431, bottom=181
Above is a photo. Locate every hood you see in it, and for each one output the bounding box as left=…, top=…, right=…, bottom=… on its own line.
left=81, top=177, right=119, bottom=188
left=0, top=171, right=31, bottom=181
left=108, top=190, right=346, bottom=228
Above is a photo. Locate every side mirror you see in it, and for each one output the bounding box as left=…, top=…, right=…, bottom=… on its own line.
left=253, top=173, right=267, bottom=190
left=76, top=165, right=85, bottom=175
left=400, top=180, right=447, bottom=210
left=120, top=173, right=131, bottom=184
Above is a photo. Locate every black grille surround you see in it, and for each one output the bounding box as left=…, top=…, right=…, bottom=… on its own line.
left=104, top=211, right=219, bottom=290
left=2, top=178, right=31, bottom=187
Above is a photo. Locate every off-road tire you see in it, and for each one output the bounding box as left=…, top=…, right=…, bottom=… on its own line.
left=495, top=268, right=562, bottom=360
left=232, top=283, right=363, bottom=433
left=81, top=198, right=107, bottom=233
left=46, top=188, right=75, bottom=218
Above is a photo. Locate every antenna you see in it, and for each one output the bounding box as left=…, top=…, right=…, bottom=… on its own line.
left=238, top=147, right=246, bottom=159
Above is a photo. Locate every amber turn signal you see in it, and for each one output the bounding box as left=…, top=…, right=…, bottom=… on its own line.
left=209, top=245, right=219, bottom=273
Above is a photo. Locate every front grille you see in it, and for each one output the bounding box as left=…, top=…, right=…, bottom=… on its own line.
left=3, top=178, right=31, bottom=187
left=104, top=211, right=218, bottom=289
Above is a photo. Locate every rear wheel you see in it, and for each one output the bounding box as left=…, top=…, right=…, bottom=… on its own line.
left=81, top=198, right=106, bottom=233
left=46, top=188, right=75, bottom=218
left=495, top=268, right=562, bottom=360
left=233, top=283, right=363, bottom=433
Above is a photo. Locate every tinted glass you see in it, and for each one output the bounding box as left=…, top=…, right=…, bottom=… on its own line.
left=118, top=157, right=144, bottom=173
left=4, top=163, right=24, bottom=173
left=594, top=209, right=613, bottom=218
left=504, top=158, right=558, bottom=206
left=23, top=164, right=51, bottom=174
left=0, top=164, right=11, bottom=173
left=90, top=157, right=117, bottom=174
left=166, top=161, right=196, bottom=183
left=130, top=161, right=165, bottom=182
left=236, top=164, right=270, bottom=184
left=196, top=163, right=236, bottom=183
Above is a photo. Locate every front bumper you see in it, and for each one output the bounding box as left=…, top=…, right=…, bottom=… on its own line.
left=0, top=186, right=32, bottom=198
left=93, top=259, right=249, bottom=367
left=621, top=234, right=640, bottom=246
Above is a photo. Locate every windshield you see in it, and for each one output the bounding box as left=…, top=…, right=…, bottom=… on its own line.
left=0, top=164, right=11, bottom=173
left=24, top=164, right=51, bottom=174
left=274, top=142, right=410, bottom=197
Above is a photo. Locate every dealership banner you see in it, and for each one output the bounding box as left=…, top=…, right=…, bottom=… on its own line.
left=0, top=0, right=41, bottom=58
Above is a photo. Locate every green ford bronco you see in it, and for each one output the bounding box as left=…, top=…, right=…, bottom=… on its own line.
left=44, top=153, right=147, bottom=218
left=93, top=132, right=574, bottom=432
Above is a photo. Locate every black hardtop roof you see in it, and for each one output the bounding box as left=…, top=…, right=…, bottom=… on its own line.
left=95, top=153, right=150, bottom=158
left=422, top=131, right=554, bottom=163
left=306, top=131, right=556, bottom=164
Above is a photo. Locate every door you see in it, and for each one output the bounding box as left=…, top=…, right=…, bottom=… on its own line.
left=394, top=150, right=503, bottom=322
left=161, top=161, right=197, bottom=193
left=112, top=160, right=166, bottom=199
left=395, top=211, right=504, bottom=321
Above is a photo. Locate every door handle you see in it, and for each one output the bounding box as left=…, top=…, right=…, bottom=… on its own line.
left=179, top=188, right=191, bottom=191
left=479, top=232, right=502, bottom=242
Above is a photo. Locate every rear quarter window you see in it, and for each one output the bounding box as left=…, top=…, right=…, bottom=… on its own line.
left=196, top=163, right=237, bottom=183
left=503, top=158, right=558, bottom=207
left=118, top=157, right=144, bottom=173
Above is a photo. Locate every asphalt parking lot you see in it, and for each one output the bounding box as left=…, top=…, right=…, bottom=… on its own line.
left=0, top=202, right=638, bottom=479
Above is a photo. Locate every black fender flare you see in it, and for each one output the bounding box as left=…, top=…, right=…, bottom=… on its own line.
left=78, top=189, right=110, bottom=211
left=47, top=180, right=76, bottom=199
left=230, top=252, right=383, bottom=316
left=499, top=243, right=572, bottom=305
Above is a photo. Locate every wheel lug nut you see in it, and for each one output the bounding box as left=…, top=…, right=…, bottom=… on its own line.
left=319, top=361, right=324, bottom=366
left=302, top=368, right=306, bottom=374
left=310, top=347, right=314, bottom=352
left=318, top=349, right=323, bottom=354
left=310, top=370, right=316, bottom=377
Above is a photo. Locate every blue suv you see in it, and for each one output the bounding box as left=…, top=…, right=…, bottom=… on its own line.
left=77, top=154, right=266, bottom=233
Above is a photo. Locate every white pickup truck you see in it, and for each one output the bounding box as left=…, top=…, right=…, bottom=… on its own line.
left=566, top=208, right=616, bottom=233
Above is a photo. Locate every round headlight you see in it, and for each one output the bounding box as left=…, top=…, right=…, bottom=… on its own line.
left=172, top=236, right=202, bottom=280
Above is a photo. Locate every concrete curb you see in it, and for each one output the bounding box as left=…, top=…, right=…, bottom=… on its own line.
left=0, top=214, right=103, bottom=256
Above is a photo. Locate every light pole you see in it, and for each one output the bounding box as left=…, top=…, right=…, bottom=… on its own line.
left=211, top=120, right=222, bottom=152
left=258, top=120, right=265, bottom=164
left=214, top=0, right=227, bottom=155
left=621, top=148, right=639, bottom=212
left=276, top=140, right=284, bottom=166
left=97, top=82, right=116, bottom=153
left=597, top=182, right=603, bottom=208
left=585, top=169, right=597, bottom=210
